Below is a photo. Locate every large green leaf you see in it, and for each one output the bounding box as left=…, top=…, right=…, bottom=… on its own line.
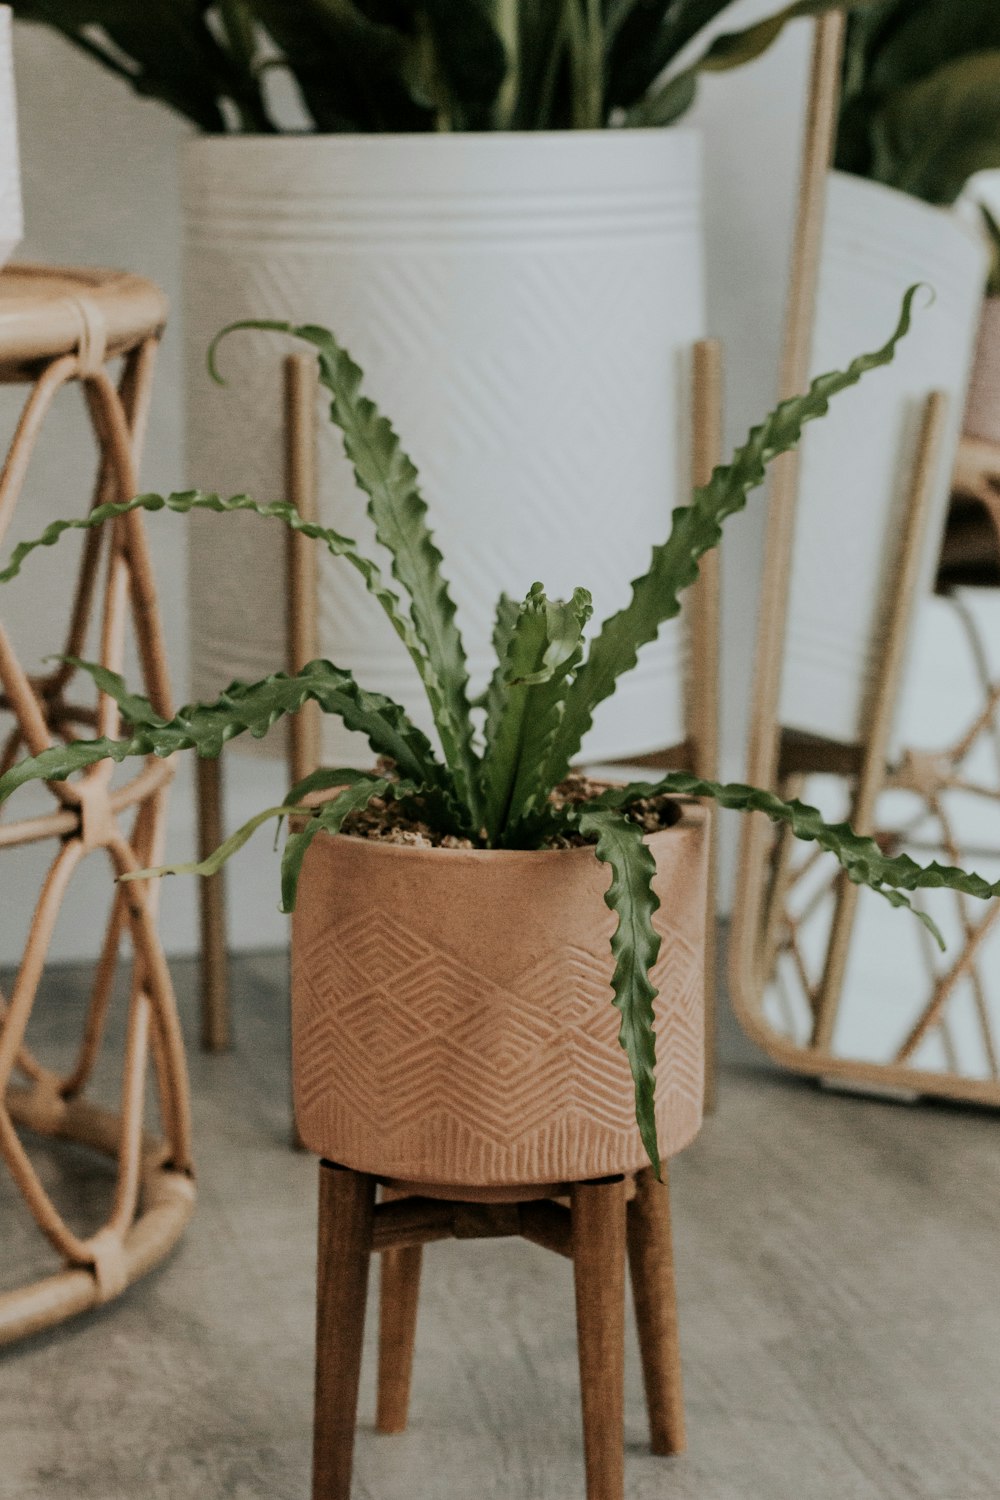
left=10, top=0, right=268, bottom=130
left=577, top=805, right=663, bottom=1178
left=211, top=322, right=482, bottom=824
left=410, top=0, right=509, bottom=128
left=279, top=774, right=416, bottom=910
left=479, top=584, right=592, bottom=843
left=248, top=0, right=429, bottom=131
left=605, top=0, right=729, bottom=110
left=870, top=51, right=1000, bottom=203
left=542, top=285, right=922, bottom=786
left=583, top=775, right=1000, bottom=944
left=632, top=1, right=877, bottom=127
left=0, top=660, right=445, bottom=805
left=0, top=487, right=449, bottom=764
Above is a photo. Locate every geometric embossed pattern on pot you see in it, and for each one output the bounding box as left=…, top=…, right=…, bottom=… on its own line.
left=291, top=804, right=707, bottom=1186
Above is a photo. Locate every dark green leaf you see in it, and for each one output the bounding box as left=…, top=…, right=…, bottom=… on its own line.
left=479, top=584, right=592, bottom=843
left=577, top=805, right=663, bottom=1177
left=583, top=774, right=1000, bottom=945
left=543, top=285, right=922, bottom=785
left=870, top=51, right=1000, bottom=203
left=0, top=659, right=445, bottom=805
left=211, top=322, right=481, bottom=824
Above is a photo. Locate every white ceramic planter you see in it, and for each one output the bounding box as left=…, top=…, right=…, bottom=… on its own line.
left=182, top=131, right=705, bottom=764
left=0, top=8, right=21, bottom=268
left=779, top=172, right=987, bottom=746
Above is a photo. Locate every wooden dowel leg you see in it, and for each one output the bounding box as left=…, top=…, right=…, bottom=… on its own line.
left=572, top=1177, right=627, bottom=1500
left=196, top=755, right=229, bottom=1052
left=376, top=1245, right=423, bottom=1434
left=313, top=1163, right=376, bottom=1500
left=626, top=1166, right=686, bottom=1455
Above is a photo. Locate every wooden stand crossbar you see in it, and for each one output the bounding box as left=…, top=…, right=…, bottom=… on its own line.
left=313, top=1162, right=685, bottom=1500
left=0, top=265, right=195, bottom=1345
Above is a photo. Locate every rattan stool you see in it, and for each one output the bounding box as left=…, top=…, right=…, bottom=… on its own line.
left=312, top=1161, right=685, bottom=1500
left=0, top=264, right=194, bottom=1344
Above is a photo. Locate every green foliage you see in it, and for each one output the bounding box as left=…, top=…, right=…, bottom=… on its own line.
left=9, top=0, right=862, bottom=133
left=210, top=321, right=481, bottom=824
left=838, top=0, right=1000, bottom=204
left=577, top=805, right=664, bottom=1177
left=981, top=202, right=1000, bottom=298
left=5, top=290, right=1000, bottom=1172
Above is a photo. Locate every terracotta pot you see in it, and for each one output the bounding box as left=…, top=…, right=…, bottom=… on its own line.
left=291, top=801, right=708, bottom=1188
left=964, top=298, right=1000, bottom=447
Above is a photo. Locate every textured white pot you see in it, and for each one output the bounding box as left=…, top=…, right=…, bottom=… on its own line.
left=182, top=131, right=705, bottom=764
left=779, top=172, right=987, bottom=747
left=0, top=7, right=21, bottom=268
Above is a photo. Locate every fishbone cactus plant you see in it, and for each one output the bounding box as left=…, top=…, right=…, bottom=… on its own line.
left=1, top=284, right=998, bottom=1173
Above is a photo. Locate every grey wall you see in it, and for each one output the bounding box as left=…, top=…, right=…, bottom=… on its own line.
left=0, top=7, right=810, bottom=963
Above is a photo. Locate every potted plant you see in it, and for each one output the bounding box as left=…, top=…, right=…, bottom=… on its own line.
left=9, top=0, right=856, bottom=765
left=2, top=287, right=997, bottom=1176
left=776, top=0, right=998, bottom=746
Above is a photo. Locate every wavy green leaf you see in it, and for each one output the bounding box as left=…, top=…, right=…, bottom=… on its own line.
left=280, top=774, right=416, bottom=911
left=0, top=488, right=440, bottom=719
left=576, top=805, right=663, bottom=1178
left=0, top=660, right=445, bottom=806
left=121, top=802, right=302, bottom=884
left=479, top=584, right=592, bottom=843
left=543, top=285, right=922, bottom=786
left=629, top=0, right=865, bottom=127
left=211, top=321, right=481, bottom=823
left=583, top=773, right=1000, bottom=946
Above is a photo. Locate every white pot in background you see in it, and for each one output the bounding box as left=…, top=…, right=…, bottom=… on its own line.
left=779, top=172, right=987, bottom=747
left=0, top=7, right=22, bottom=267
left=182, top=131, right=705, bottom=765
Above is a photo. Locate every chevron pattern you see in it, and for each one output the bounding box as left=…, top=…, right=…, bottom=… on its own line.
left=292, top=890, right=704, bottom=1186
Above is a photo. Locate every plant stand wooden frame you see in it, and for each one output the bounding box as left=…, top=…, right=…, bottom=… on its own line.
left=0, top=266, right=195, bottom=1345
left=193, top=340, right=723, bottom=1102
left=313, top=1162, right=685, bottom=1500
left=729, top=15, right=1000, bottom=1101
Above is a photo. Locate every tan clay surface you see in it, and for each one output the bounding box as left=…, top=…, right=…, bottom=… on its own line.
left=291, top=802, right=707, bottom=1185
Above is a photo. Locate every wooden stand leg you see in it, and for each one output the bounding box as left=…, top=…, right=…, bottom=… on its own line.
left=572, top=1177, right=627, bottom=1500
left=196, top=755, right=230, bottom=1052
left=626, top=1166, right=686, bottom=1455
left=376, top=1245, right=423, bottom=1434
left=313, top=1163, right=376, bottom=1500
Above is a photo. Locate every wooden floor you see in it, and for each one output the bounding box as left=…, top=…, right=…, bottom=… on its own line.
left=3, top=950, right=1000, bottom=1500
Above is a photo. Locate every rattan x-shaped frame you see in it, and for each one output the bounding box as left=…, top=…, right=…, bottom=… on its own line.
left=0, top=266, right=195, bottom=1345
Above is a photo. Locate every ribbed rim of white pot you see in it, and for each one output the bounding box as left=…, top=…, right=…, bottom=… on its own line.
left=183, top=128, right=701, bottom=208
left=828, top=169, right=987, bottom=296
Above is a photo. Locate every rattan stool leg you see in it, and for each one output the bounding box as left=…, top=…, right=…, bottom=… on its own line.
left=313, top=1162, right=376, bottom=1500
left=571, top=1177, right=627, bottom=1500
left=376, top=1244, right=423, bottom=1434
left=627, top=1165, right=686, bottom=1455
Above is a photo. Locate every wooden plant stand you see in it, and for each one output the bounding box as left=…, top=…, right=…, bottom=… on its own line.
left=313, top=1163, right=685, bottom=1500
left=0, top=266, right=195, bottom=1344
